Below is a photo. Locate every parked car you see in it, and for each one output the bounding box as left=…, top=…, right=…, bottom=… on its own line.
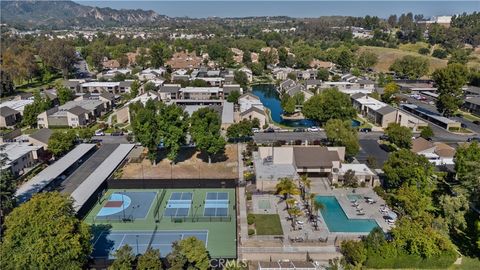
left=379, top=134, right=389, bottom=140
left=252, top=128, right=260, bottom=133
left=461, top=123, right=467, bottom=128
left=307, top=126, right=320, bottom=132
left=360, top=128, right=372, bottom=133
left=473, top=120, right=480, bottom=125
left=467, top=137, right=480, bottom=142
left=264, top=128, right=275, bottom=133
left=111, top=131, right=124, bottom=136
left=94, top=129, right=105, bottom=136
left=293, top=128, right=305, bottom=132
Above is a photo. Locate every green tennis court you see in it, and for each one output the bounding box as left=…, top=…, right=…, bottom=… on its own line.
left=84, top=188, right=236, bottom=259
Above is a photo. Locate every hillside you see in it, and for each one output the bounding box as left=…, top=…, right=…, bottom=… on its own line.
left=0, top=0, right=166, bottom=29
left=359, top=45, right=480, bottom=74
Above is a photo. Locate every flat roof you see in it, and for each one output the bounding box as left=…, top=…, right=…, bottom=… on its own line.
left=0, top=99, right=34, bottom=112
left=81, top=82, right=120, bottom=87
left=15, top=144, right=96, bottom=203
left=1, top=143, right=42, bottom=169
left=402, top=104, right=458, bottom=124
left=71, top=144, right=134, bottom=211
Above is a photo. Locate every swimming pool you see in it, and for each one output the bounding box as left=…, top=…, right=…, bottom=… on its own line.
left=316, top=196, right=379, bottom=233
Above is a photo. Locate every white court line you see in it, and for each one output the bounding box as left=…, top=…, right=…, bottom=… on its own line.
left=117, top=234, right=127, bottom=248
left=92, top=231, right=104, bottom=247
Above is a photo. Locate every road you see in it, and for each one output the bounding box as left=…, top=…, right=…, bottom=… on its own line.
left=92, top=135, right=129, bottom=144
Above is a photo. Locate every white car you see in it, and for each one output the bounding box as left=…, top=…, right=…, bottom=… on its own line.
left=307, top=126, right=320, bottom=132
left=252, top=128, right=260, bottom=133
left=95, top=129, right=105, bottom=136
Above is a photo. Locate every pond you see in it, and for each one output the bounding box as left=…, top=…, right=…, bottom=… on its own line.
left=252, top=84, right=360, bottom=128
left=252, top=84, right=316, bottom=127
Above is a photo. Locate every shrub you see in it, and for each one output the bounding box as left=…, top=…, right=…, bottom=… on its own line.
left=432, top=49, right=448, bottom=59
left=247, top=213, right=255, bottom=225
left=248, top=229, right=255, bottom=236
left=246, top=192, right=252, bottom=201
left=418, top=48, right=430, bottom=55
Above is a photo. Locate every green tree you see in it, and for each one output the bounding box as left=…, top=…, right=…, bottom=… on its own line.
left=168, top=236, right=210, bottom=270
left=336, top=49, right=354, bottom=72
left=39, top=39, right=76, bottom=79
left=302, top=88, right=356, bottom=124
left=191, top=79, right=209, bottom=87
left=420, top=126, right=434, bottom=139
left=393, top=184, right=432, bottom=219
left=325, top=119, right=360, bottom=157
left=189, top=108, right=226, bottom=163
left=357, top=51, right=378, bottom=70
left=131, top=100, right=160, bottom=163
left=341, top=240, right=367, bottom=267
left=454, top=142, right=480, bottom=205
left=381, top=82, right=400, bottom=105
left=77, top=128, right=94, bottom=142
left=275, top=177, right=300, bottom=200
left=234, top=70, right=249, bottom=89
left=283, top=95, right=296, bottom=115
left=383, top=149, right=435, bottom=192
left=316, top=68, right=329, bottom=81
left=0, top=192, right=91, bottom=270
left=48, top=130, right=77, bottom=158
left=157, top=103, right=190, bottom=162
left=57, top=86, right=75, bottom=105
left=137, top=247, right=162, bottom=270
left=433, top=63, right=469, bottom=116
left=0, top=69, right=15, bottom=97
left=143, top=81, right=157, bottom=92
left=226, top=119, right=254, bottom=139
left=0, top=145, right=16, bottom=215
left=150, top=43, right=172, bottom=68
left=109, top=244, right=135, bottom=270
left=449, top=49, right=471, bottom=65
left=385, top=123, right=412, bottom=149
left=389, top=55, right=429, bottom=79
left=22, top=90, right=53, bottom=127
left=439, top=194, right=469, bottom=231
left=226, top=90, right=241, bottom=104
left=250, top=62, right=264, bottom=76
left=130, top=80, right=141, bottom=98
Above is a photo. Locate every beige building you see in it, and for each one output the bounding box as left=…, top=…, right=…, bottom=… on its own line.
left=0, top=107, right=21, bottom=128
left=352, top=94, right=427, bottom=131
left=1, top=142, right=42, bottom=177
left=116, top=91, right=160, bottom=124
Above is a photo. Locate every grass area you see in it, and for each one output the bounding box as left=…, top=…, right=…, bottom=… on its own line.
left=16, top=76, right=62, bottom=92
left=359, top=46, right=448, bottom=74
left=253, top=214, right=283, bottom=235
left=457, top=111, right=480, bottom=122
left=449, top=257, right=480, bottom=270
left=398, top=42, right=429, bottom=53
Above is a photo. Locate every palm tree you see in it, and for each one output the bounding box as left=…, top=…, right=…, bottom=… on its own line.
left=299, top=174, right=311, bottom=200
left=312, top=200, right=325, bottom=230
left=286, top=198, right=296, bottom=210
left=275, top=177, right=300, bottom=200
left=307, top=193, right=316, bottom=214
left=287, top=207, right=303, bottom=229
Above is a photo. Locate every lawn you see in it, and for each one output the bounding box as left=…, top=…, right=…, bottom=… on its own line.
left=253, top=214, right=283, bottom=235
left=449, top=257, right=480, bottom=270
left=457, top=110, right=480, bottom=122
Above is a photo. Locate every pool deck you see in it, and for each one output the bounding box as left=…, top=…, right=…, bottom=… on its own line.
left=316, top=187, right=392, bottom=233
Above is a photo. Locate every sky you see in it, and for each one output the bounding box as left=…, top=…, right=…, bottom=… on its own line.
left=75, top=1, right=479, bottom=18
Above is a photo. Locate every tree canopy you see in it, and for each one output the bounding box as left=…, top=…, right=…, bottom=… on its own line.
left=167, top=236, right=211, bottom=270
left=383, top=149, right=435, bottom=192
left=385, top=123, right=413, bottom=149
left=433, top=63, right=469, bottom=116
left=137, top=248, right=162, bottom=270
left=325, top=119, right=360, bottom=157
left=302, top=88, right=356, bottom=124
left=189, top=108, right=226, bottom=163
left=109, top=244, right=135, bottom=270
left=48, top=130, right=77, bottom=158
left=389, top=55, right=429, bottom=79
left=0, top=192, right=91, bottom=270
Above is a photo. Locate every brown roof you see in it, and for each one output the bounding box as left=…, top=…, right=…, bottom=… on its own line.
left=293, top=147, right=340, bottom=168
left=434, top=142, right=456, bottom=157
left=166, top=51, right=203, bottom=70
left=411, top=137, right=434, bottom=153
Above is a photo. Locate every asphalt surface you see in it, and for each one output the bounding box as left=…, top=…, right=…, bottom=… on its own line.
left=92, top=135, right=130, bottom=144
left=59, top=144, right=119, bottom=194
left=356, top=140, right=389, bottom=169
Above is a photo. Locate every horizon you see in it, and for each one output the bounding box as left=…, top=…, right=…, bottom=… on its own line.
left=76, top=1, right=480, bottom=19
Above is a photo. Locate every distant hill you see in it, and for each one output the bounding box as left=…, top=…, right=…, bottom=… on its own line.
left=0, top=0, right=166, bottom=29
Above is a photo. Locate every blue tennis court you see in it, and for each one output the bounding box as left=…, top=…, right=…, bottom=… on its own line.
left=164, top=192, right=193, bottom=217
left=204, top=192, right=229, bottom=217
left=95, top=191, right=157, bottom=221
left=92, top=230, right=208, bottom=258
